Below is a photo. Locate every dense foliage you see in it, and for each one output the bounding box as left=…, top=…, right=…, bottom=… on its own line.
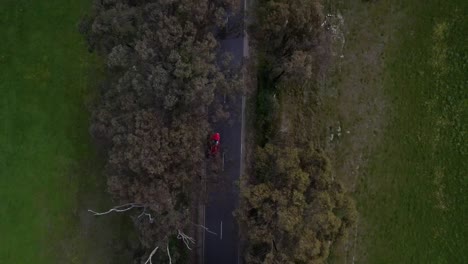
left=255, top=0, right=324, bottom=84
left=240, top=0, right=357, bottom=263
left=80, top=0, right=237, bottom=260
left=240, top=145, right=356, bottom=263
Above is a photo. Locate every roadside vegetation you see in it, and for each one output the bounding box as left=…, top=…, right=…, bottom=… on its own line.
left=238, top=0, right=357, bottom=263
left=0, top=0, right=134, bottom=263
left=79, top=0, right=239, bottom=262
left=3, top=0, right=463, bottom=263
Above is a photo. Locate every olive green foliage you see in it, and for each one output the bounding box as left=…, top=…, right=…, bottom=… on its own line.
left=242, top=0, right=357, bottom=263
left=255, top=0, right=324, bottom=84
left=240, top=145, right=356, bottom=263
left=80, top=0, right=237, bottom=259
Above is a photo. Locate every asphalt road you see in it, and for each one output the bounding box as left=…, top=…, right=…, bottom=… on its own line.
left=203, top=2, right=246, bottom=263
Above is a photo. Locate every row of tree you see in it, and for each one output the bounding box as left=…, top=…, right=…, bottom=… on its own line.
left=80, top=0, right=238, bottom=262
left=239, top=0, right=357, bottom=263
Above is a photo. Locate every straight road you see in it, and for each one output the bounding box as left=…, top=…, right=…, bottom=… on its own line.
left=203, top=1, right=247, bottom=263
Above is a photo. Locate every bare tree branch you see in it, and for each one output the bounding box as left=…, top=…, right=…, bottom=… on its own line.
left=137, top=207, right=155, bottom=223
left=144, top=246, right=158, bottom=264
left=192, top=222, right=217, bottom=235
left=88, top=203, right=144, bottom=216
left=167, top=244, right=172, bottom=264
left=177, top=229, right=195, bottom=250
left=137, top=207, right=147, bottom=218
left=141, top=213, right=155, bottom=223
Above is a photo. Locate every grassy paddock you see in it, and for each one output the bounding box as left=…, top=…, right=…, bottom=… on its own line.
left=358, top=1, right=467, bottom=262
left=322, top=0, right=467, bottom=263
left=0, top=1, right=134, bottom=263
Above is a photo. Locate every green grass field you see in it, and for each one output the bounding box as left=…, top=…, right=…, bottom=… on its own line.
left=0, top=1, right=134, bottom=263
left=354, top=1, right=467, bottom=263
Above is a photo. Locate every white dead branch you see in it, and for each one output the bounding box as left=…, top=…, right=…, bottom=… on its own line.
left=167, top=244, right=172, bottom=264
left=192, top=222, right=218, bottom=236
left=144, top=246, right=158, bottom=264
left=137, top=207, right=155, bottom=223
left=88, top=203, right=145, bottom=216
left=177, top=230, right=195, bottom=250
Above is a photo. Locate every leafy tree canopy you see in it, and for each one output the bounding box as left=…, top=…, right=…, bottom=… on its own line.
left=254, top=0, right=324, bottom=84
left=239, top=144, right=357, bottom=264
left=80, top=0, right=238, bottom=258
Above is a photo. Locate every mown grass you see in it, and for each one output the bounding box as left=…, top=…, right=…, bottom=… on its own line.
left=0, top=1, right=134, bottom=263
left=353, top=0, right=467, bottom=263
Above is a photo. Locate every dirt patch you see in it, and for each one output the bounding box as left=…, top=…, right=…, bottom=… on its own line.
left=319, top=1, right=399, bottom=190
left=318, top=1, right=406, bottom=262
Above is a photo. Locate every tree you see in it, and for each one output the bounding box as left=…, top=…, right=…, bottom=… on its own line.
left=81, top=0, right=239, bottom=261
left=238, top=144, right=357, bottom=263
left=253, top=0, right=324, bottom=84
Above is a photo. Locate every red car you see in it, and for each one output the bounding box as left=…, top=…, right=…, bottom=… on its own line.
left=208, top=132, right=221, bottom=156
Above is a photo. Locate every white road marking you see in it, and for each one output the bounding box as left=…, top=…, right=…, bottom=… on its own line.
left=240, top=95, right=245, bottom=175
left=202, top=204, right=206, bottom=263
left=222, top=152, right=225, bottom=172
